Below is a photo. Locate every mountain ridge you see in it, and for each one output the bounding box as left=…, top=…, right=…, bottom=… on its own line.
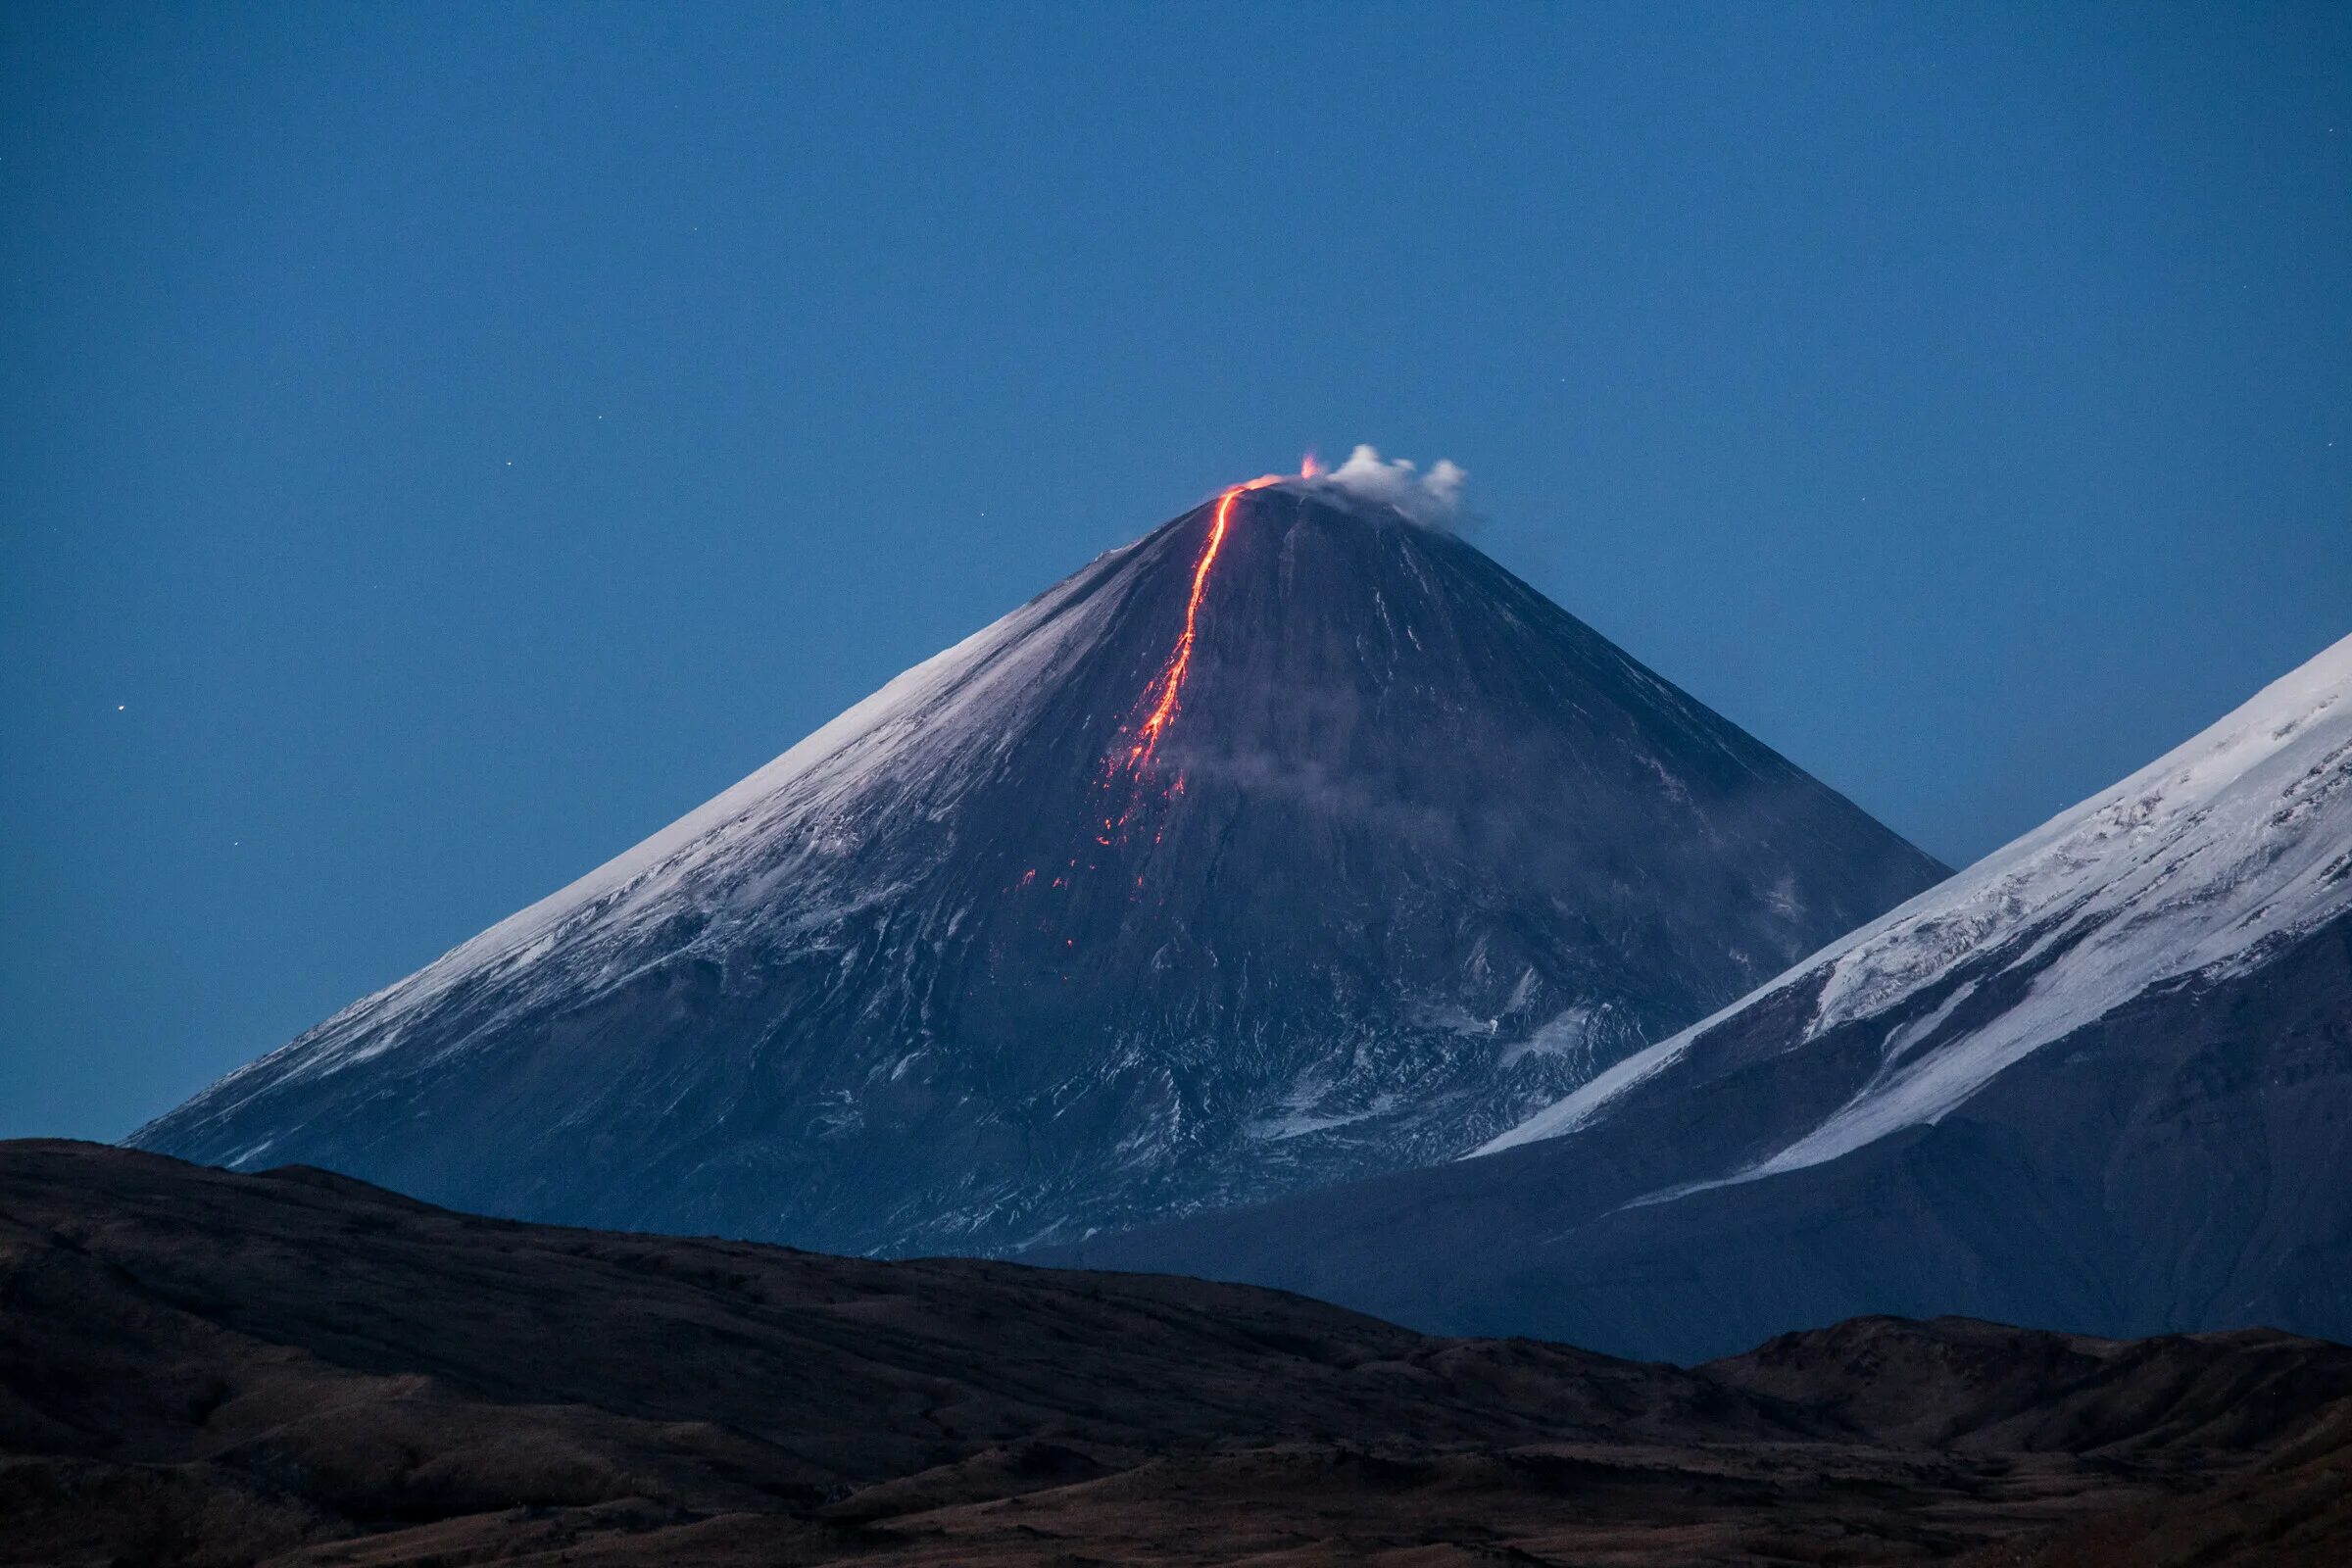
left=6, top=1140, right=2346, bottom=1567
left=1488, top=626, right=2352, bottom=1173
left=129, top=480, right=1945, bottom=1255
left=1049, top=629, right=2352, bottom=1358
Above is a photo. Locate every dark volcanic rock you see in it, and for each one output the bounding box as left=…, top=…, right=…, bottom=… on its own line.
left=125, top=480, right=1940, bottom=1255
left=5, top=1143, right=2348, bottom=1567
left=1049, top=635, right=2352, bottom=1361
left=1955, top=1397, right=2352, bottom=1568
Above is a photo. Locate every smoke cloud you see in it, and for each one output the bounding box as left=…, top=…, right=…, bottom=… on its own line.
left=1311, top=445, right=1469, bottom=528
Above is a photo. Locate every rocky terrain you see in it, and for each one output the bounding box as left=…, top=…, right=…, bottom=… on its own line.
left=6, top=1142, right=2348, bottom=1566
left=126, top=476, right=1941, bottom=1257
left=1054, top=632, right=2352, bottom=1361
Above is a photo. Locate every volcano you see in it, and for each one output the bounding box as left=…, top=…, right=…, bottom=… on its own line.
left=130, top=473, right=1943, bottom=1254
left=1055, top=631, right=2352, bottom=1357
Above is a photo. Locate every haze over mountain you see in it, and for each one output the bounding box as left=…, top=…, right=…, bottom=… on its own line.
left=127, top=467, right=1942, bottom=1255
left=1056, top=632, right=2352, bottom=1360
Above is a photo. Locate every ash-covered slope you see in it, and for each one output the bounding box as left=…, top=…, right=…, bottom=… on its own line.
left=1054, top=632, right=2352, bottom=1357
left=129, top=476, right=1942, bottom=1255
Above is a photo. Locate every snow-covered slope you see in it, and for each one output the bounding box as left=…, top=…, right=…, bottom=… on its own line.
left=128, top=479, right=1944, bottom=1256
left=197, top=542, right=1133, bottom=1109
left=1486, top=630, right=2352, bottom=1174
left=1050, top=632, right=2352, bottom=1358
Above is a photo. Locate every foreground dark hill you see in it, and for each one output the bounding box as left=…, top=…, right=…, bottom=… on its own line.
left=1054, top=633, right=2352, bottom=1361
left=7, top=1143, right=2351, bottom=1567
left=126, top=473, right=1940, bottom=1255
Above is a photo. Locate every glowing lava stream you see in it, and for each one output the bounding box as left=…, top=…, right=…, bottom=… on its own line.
left=1121, top=474, right=1286, bottom=775
left=1034, top=466, right=1308, bottom=920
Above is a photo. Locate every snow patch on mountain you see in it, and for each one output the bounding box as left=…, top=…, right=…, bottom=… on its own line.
left=197, top=551, right=1136, bottom=1107
left=1482, top=631, right=2352, bottom=1179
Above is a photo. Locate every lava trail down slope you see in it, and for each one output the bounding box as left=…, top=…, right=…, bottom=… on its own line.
left=1054, top=630, right=2352, bottom=1359
left=129, top=476, right=1942, bottom=1254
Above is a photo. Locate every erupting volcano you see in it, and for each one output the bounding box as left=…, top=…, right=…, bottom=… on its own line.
left=1118, top=476, right=1259, bottom=778
left=1092, top=472, right=1288, bottom=875
left=131, top=466, right=1945, bottom=1255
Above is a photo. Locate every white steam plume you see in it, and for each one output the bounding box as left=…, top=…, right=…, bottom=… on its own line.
left=1310, top=445, right=1469, bottom=527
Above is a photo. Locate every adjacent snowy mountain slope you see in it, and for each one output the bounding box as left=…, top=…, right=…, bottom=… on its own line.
left=1488, top=628, right=2352, bottom=1173
left=128, top=476, right=1943, bottom=1255
left=1052, top=632, right=2352, bottom=1358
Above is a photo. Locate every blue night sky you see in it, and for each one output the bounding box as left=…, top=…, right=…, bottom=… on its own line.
left=4, top=3, right=2348, bottom=1141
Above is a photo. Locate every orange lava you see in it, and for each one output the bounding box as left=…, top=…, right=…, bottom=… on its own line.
left=1047, top=467, right=1313, bottom=903
left=1121, top=475, right=1282, bottom=773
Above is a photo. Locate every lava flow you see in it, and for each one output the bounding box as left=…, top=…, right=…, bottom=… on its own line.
left=1027, top=465, right=1308, bottom=915
left=1115, top=470, right=1290, bottom=781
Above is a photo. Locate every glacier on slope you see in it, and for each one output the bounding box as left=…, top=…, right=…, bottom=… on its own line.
left=1486, top=628, right=2352, bottom=1177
